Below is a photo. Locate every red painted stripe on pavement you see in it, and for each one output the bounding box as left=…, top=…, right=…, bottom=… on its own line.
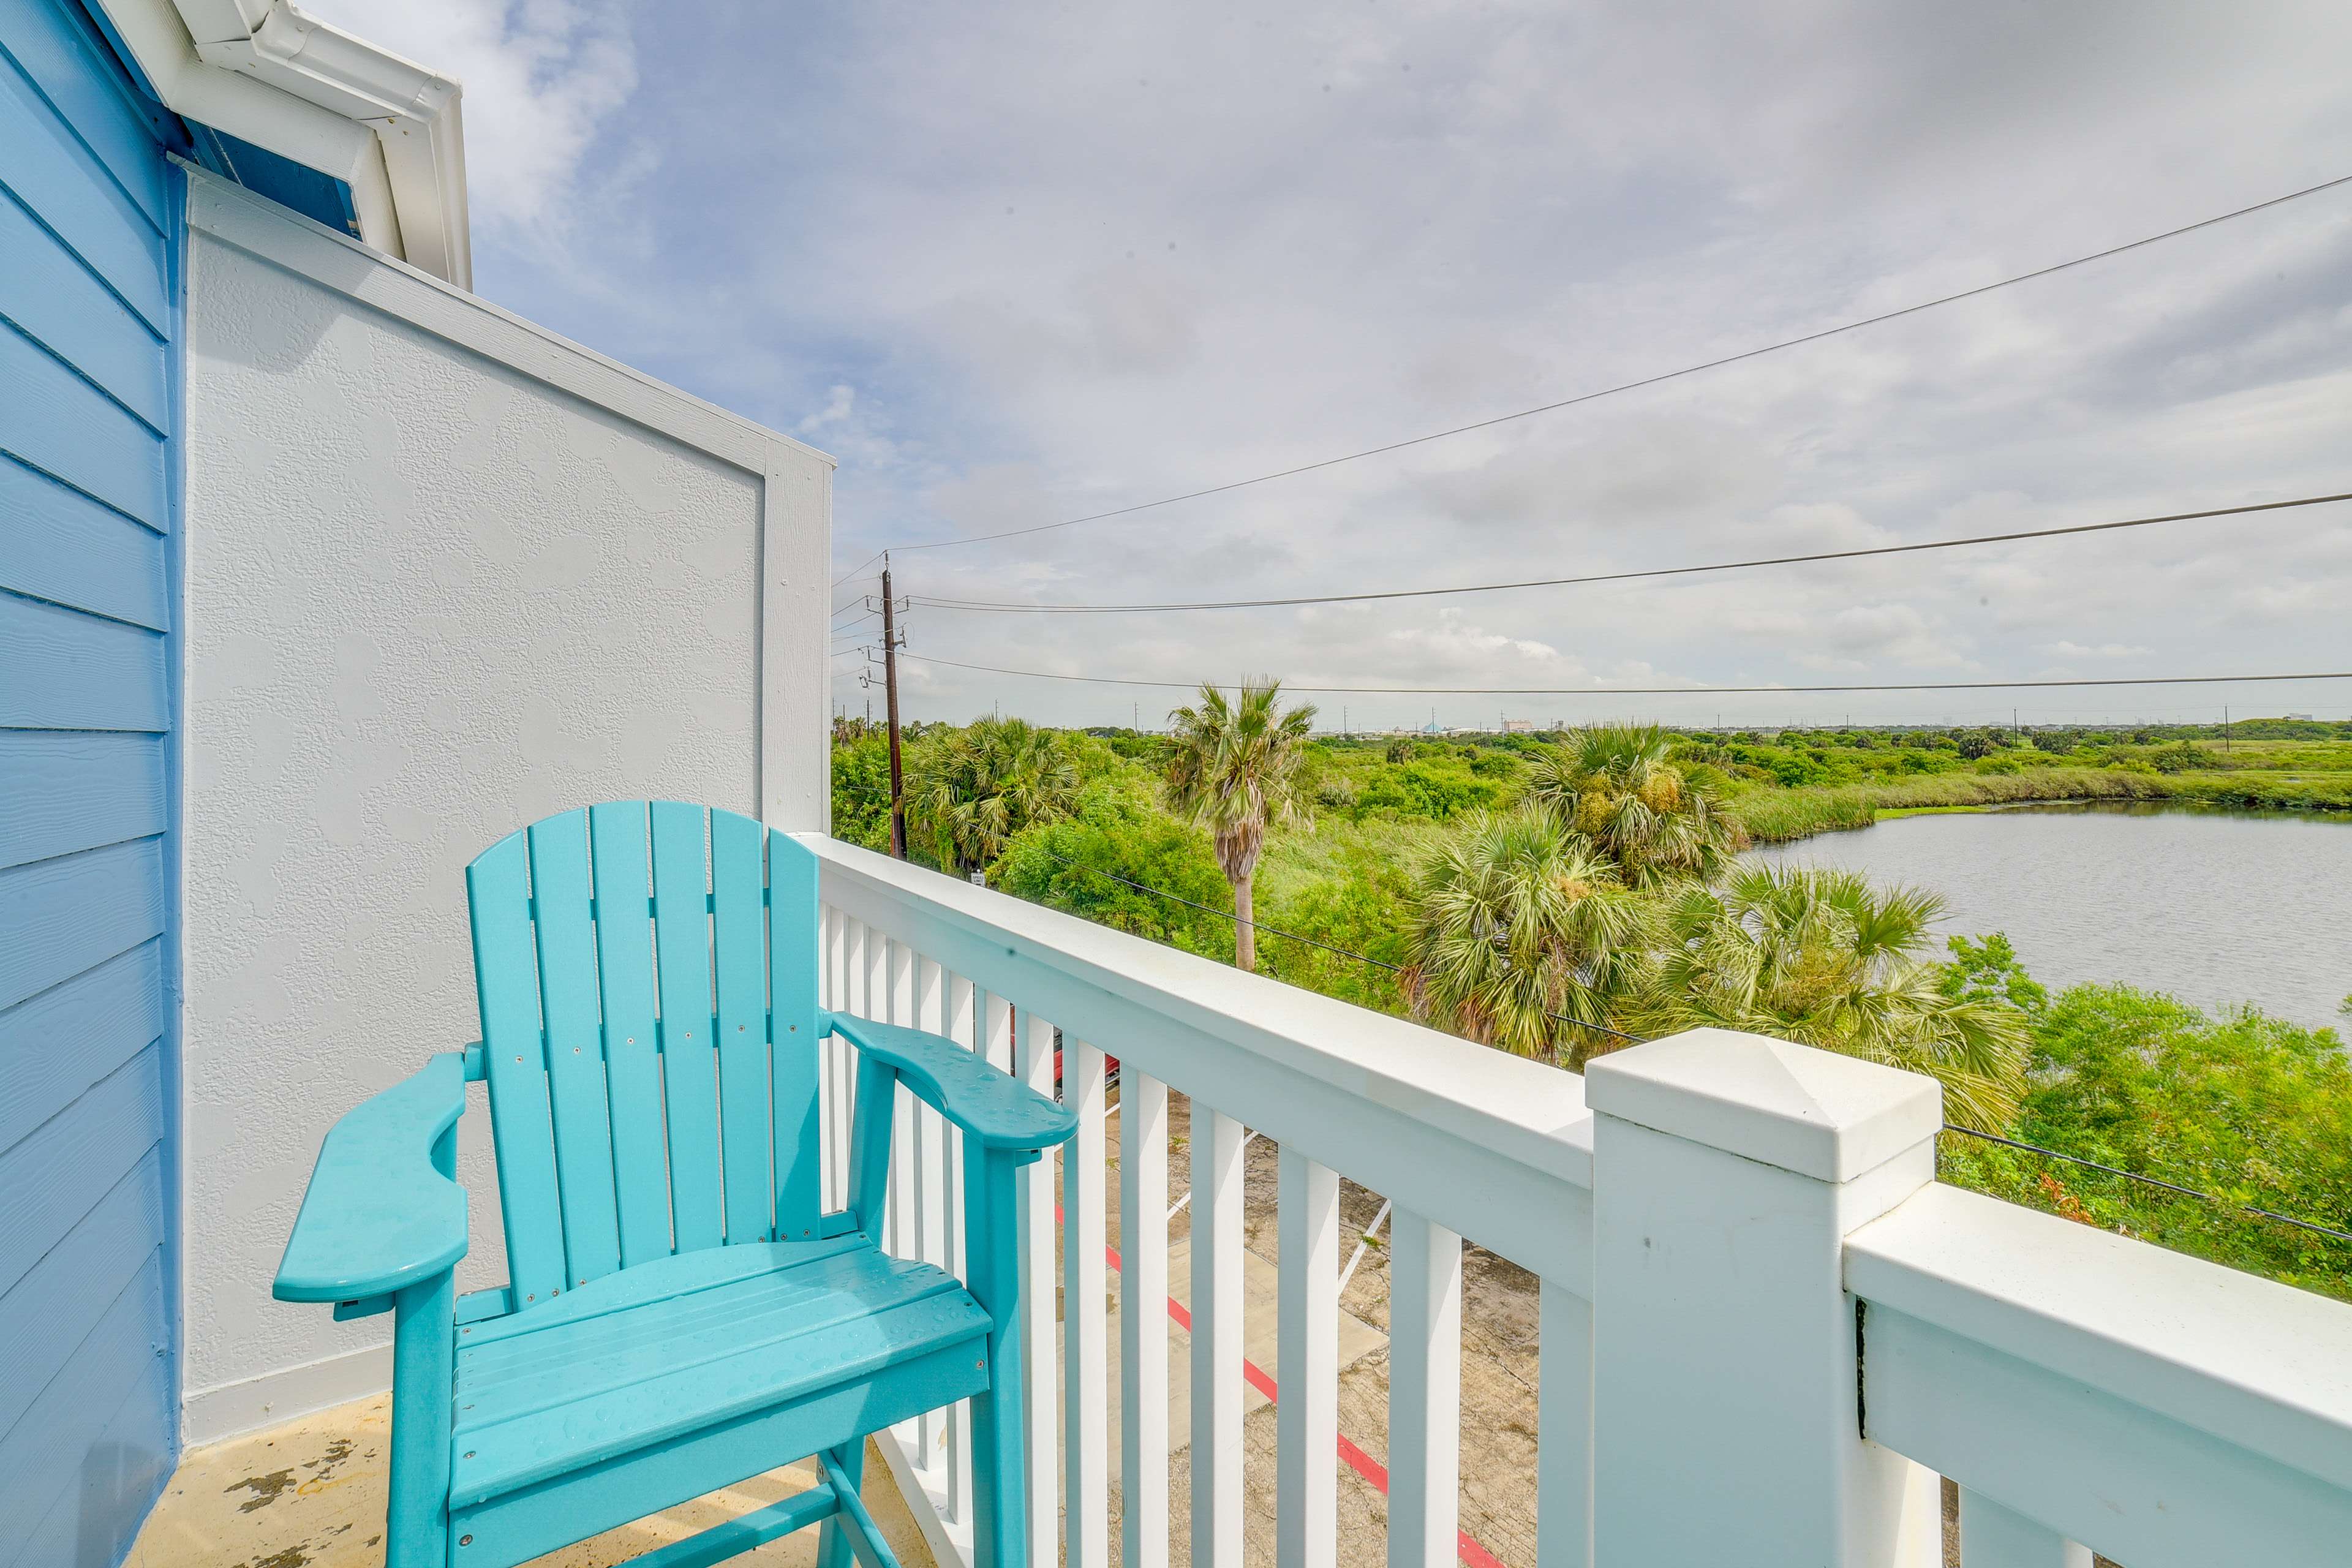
left=1058, top=1204, right=1510, bottom=1568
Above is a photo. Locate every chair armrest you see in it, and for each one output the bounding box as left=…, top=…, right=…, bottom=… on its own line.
left=274, top=1053, right=470, bottom=1303
left=824, top=1011, right=1077, bottom=1153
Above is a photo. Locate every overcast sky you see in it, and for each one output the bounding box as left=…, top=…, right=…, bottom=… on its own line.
left=322, top=1, right=2352, bottom=731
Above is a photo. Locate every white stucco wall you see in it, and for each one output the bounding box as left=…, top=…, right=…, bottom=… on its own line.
left=175, top=171, right=832, bottom=1441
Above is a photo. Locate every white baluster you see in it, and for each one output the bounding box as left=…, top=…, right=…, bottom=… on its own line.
left=1120, top=1071, right=1170, bottom=1568
left=1277, top=1148, right=1340, bottom=1568
left=820, top=905, right=843, bottom=1212
left=1063, top=1039, right=1110, bottom=1567
left=1016, top=1009, right=1060, bottom=1563
left=887, top=939, right=915, bottom=1257
left=982, top=990, right=1013, bottom=1074
left=837, top=918, right=869, bottom=1207
left=1388, top=1209, right=1463, bottom=1568
left=1536, top=1281, right=1593, bottom=1568
left=1961, top=1490, right=2092, bottom=1567
left=1191, top=1106, right=1246, bottom=1568
left=914, top=952, right=947, bottom=1468
left=944, top=971, right=978, bottom=1528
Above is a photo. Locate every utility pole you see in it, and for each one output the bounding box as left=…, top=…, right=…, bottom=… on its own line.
left=880, top=558, right=907, bottom=859
left=2224, top=704, right=2231, bottom=752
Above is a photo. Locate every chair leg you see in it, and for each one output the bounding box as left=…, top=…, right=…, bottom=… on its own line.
left=815, top=1442, right=865, bottom=1568
left=968, top=1382, right=1027, bottom=1568
left=386, top=1271, right=455, bottom=1568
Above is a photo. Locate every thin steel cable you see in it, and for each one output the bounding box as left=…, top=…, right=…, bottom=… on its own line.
left=910, top=492, right=2352, bottom=614
left=1027, top=847, right=1643, bottom=1044
left=1940, top=1125, right=2352, bottom=1246
left=832, top=552, right=887, bottom=589
left=897, top=653, right=2352, bottom=697
left=881, top=173, right=2352, bottom=556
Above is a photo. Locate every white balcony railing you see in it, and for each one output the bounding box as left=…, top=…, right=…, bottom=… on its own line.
left=802, top=835, right=2352, bottom=1568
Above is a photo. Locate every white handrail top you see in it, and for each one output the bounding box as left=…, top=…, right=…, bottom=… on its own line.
left=1848, top=1182, right=2352, bottom=1491
left=801, top=835, right=1594, bottom=1190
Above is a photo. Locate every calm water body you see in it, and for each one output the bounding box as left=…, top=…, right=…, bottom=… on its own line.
left=1747, top=803, right=2352, bottom=1033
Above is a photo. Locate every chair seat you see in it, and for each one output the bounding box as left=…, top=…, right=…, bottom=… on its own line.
left=448, top=1238, right=992, bottom=1512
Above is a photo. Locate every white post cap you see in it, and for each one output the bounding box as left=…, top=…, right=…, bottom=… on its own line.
left=1585, top=1027, right=1942, bottom=1182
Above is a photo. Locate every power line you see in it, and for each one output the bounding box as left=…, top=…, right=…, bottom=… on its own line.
left=897, top=652, right=2352, bottom=698
left=832, top=552, right=886, bottom=589
left=875, top=172, right=2352, bottom=558
left=910, top=492, right=2352, bottom=614
left=1024, top=853, right=2350, bottom=1239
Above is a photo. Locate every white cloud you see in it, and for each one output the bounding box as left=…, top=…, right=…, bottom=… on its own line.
left=304, top=0, right=639, bottom=234
left=2046, top=641, right=2156, bottom=659
left=339, top=1, right=2352, bottom=728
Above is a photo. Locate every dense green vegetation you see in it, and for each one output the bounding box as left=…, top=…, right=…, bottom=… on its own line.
left=1687, top=722, right=2352, bottom=840
left=1938, top=938, right=2352, bottom=1304
left=835, top=709, right=2352, bottom=1297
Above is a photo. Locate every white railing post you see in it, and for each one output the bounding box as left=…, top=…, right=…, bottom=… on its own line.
left=1387, top=1210, right=1463, bottom=1568
left=914, top=954, right=948, bottom=1468
left=1959, top=1490, right=2092, bottom=1568
left=1016, top=1009, right=1060, bottom=1563
left=1585, top=1028, right=1943, bottom=1568
left=1062, top=1039, right=1110, bottom=1567
left=1276, top=1148, right=1340, bottom=1568
left=1535, top=1283, right=1592, bottom=1568
left=1120, top=1071, right=1170, bottom=1568
left=944, top=970, right=976, bottom=1528
left=1190, top=1107, right=1247, bottom=1568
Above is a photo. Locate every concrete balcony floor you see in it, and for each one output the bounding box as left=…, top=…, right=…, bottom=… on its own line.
left=126, top=1398, right=937, bottom=1568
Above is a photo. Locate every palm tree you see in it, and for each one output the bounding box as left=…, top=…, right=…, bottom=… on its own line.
left=1402, top=810, right=1651, bottom=1064
left=1164, top=679, right=1317, bottom=970
left=1525, top=723, right=1744, bottom=888
left=905, top=717, right=1080, bottom=878
left=1635, top=863, right=2029, bottom=1128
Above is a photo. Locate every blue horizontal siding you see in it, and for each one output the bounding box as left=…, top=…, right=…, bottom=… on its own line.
left=0, top=1248, right=169, bottom=1548
left=0, top=732, right=167, bottom=870
left=0, top=837, right=165, bottom=1014
left=0, top=456, right=168, bottom=628
left=1, top=2, right=180, bottom=1558
left=12, top=1363, right=174, bottom=1568
left=0, top=938, right=164, bottom=1153
left=0, top=1145, right=163, bottom=1439
left=0, top=192, right=167, bottom=431
left=0, top=1041, right=162, bottom=1303
left=0, top=48, right=164, bottom=334
left=0, top=321, right=165, bottom=527
left=0, top=592, right=167, bottom=731
left=0, top=0, right=167, bottom=232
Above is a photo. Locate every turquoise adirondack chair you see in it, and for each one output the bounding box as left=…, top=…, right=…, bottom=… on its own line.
left=274, top=803, right=1075, bottom=1568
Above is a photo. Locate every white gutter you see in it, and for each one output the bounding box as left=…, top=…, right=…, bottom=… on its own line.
left=96, top=0, right=472, bottom=289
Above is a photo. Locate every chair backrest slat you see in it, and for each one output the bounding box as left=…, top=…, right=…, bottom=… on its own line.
left=525, top=811, right=623, bottom=1287
left=650, top=801, right=725, bottom=1253
left=587, top=802, right=673, bottom=1267
left=712, top=810, right=773, bottom=1243
left=467, top=803, right=834, bottom=1308
left=769, top=831, right=823, bottom=1238
left=466, top=831, right=568, bottom=1306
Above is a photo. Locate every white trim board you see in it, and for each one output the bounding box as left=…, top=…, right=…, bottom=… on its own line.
left=182, top=1341, right=392, bottom=1446
left=179, top=165, right=832, bottom=474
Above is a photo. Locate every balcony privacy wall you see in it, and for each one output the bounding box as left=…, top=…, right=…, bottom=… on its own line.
left=0, top=0, right=183, bottom=1559
left=175, top=170, right=833, bottom=1442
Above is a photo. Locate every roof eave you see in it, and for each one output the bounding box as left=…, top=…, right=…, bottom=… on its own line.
left=97, top=0, right=472, bottom=288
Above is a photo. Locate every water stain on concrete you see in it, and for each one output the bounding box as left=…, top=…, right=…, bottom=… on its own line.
left=227, top=1469, right=297, bottom=1512
left=130, top=1395, right=936, bottom=1568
